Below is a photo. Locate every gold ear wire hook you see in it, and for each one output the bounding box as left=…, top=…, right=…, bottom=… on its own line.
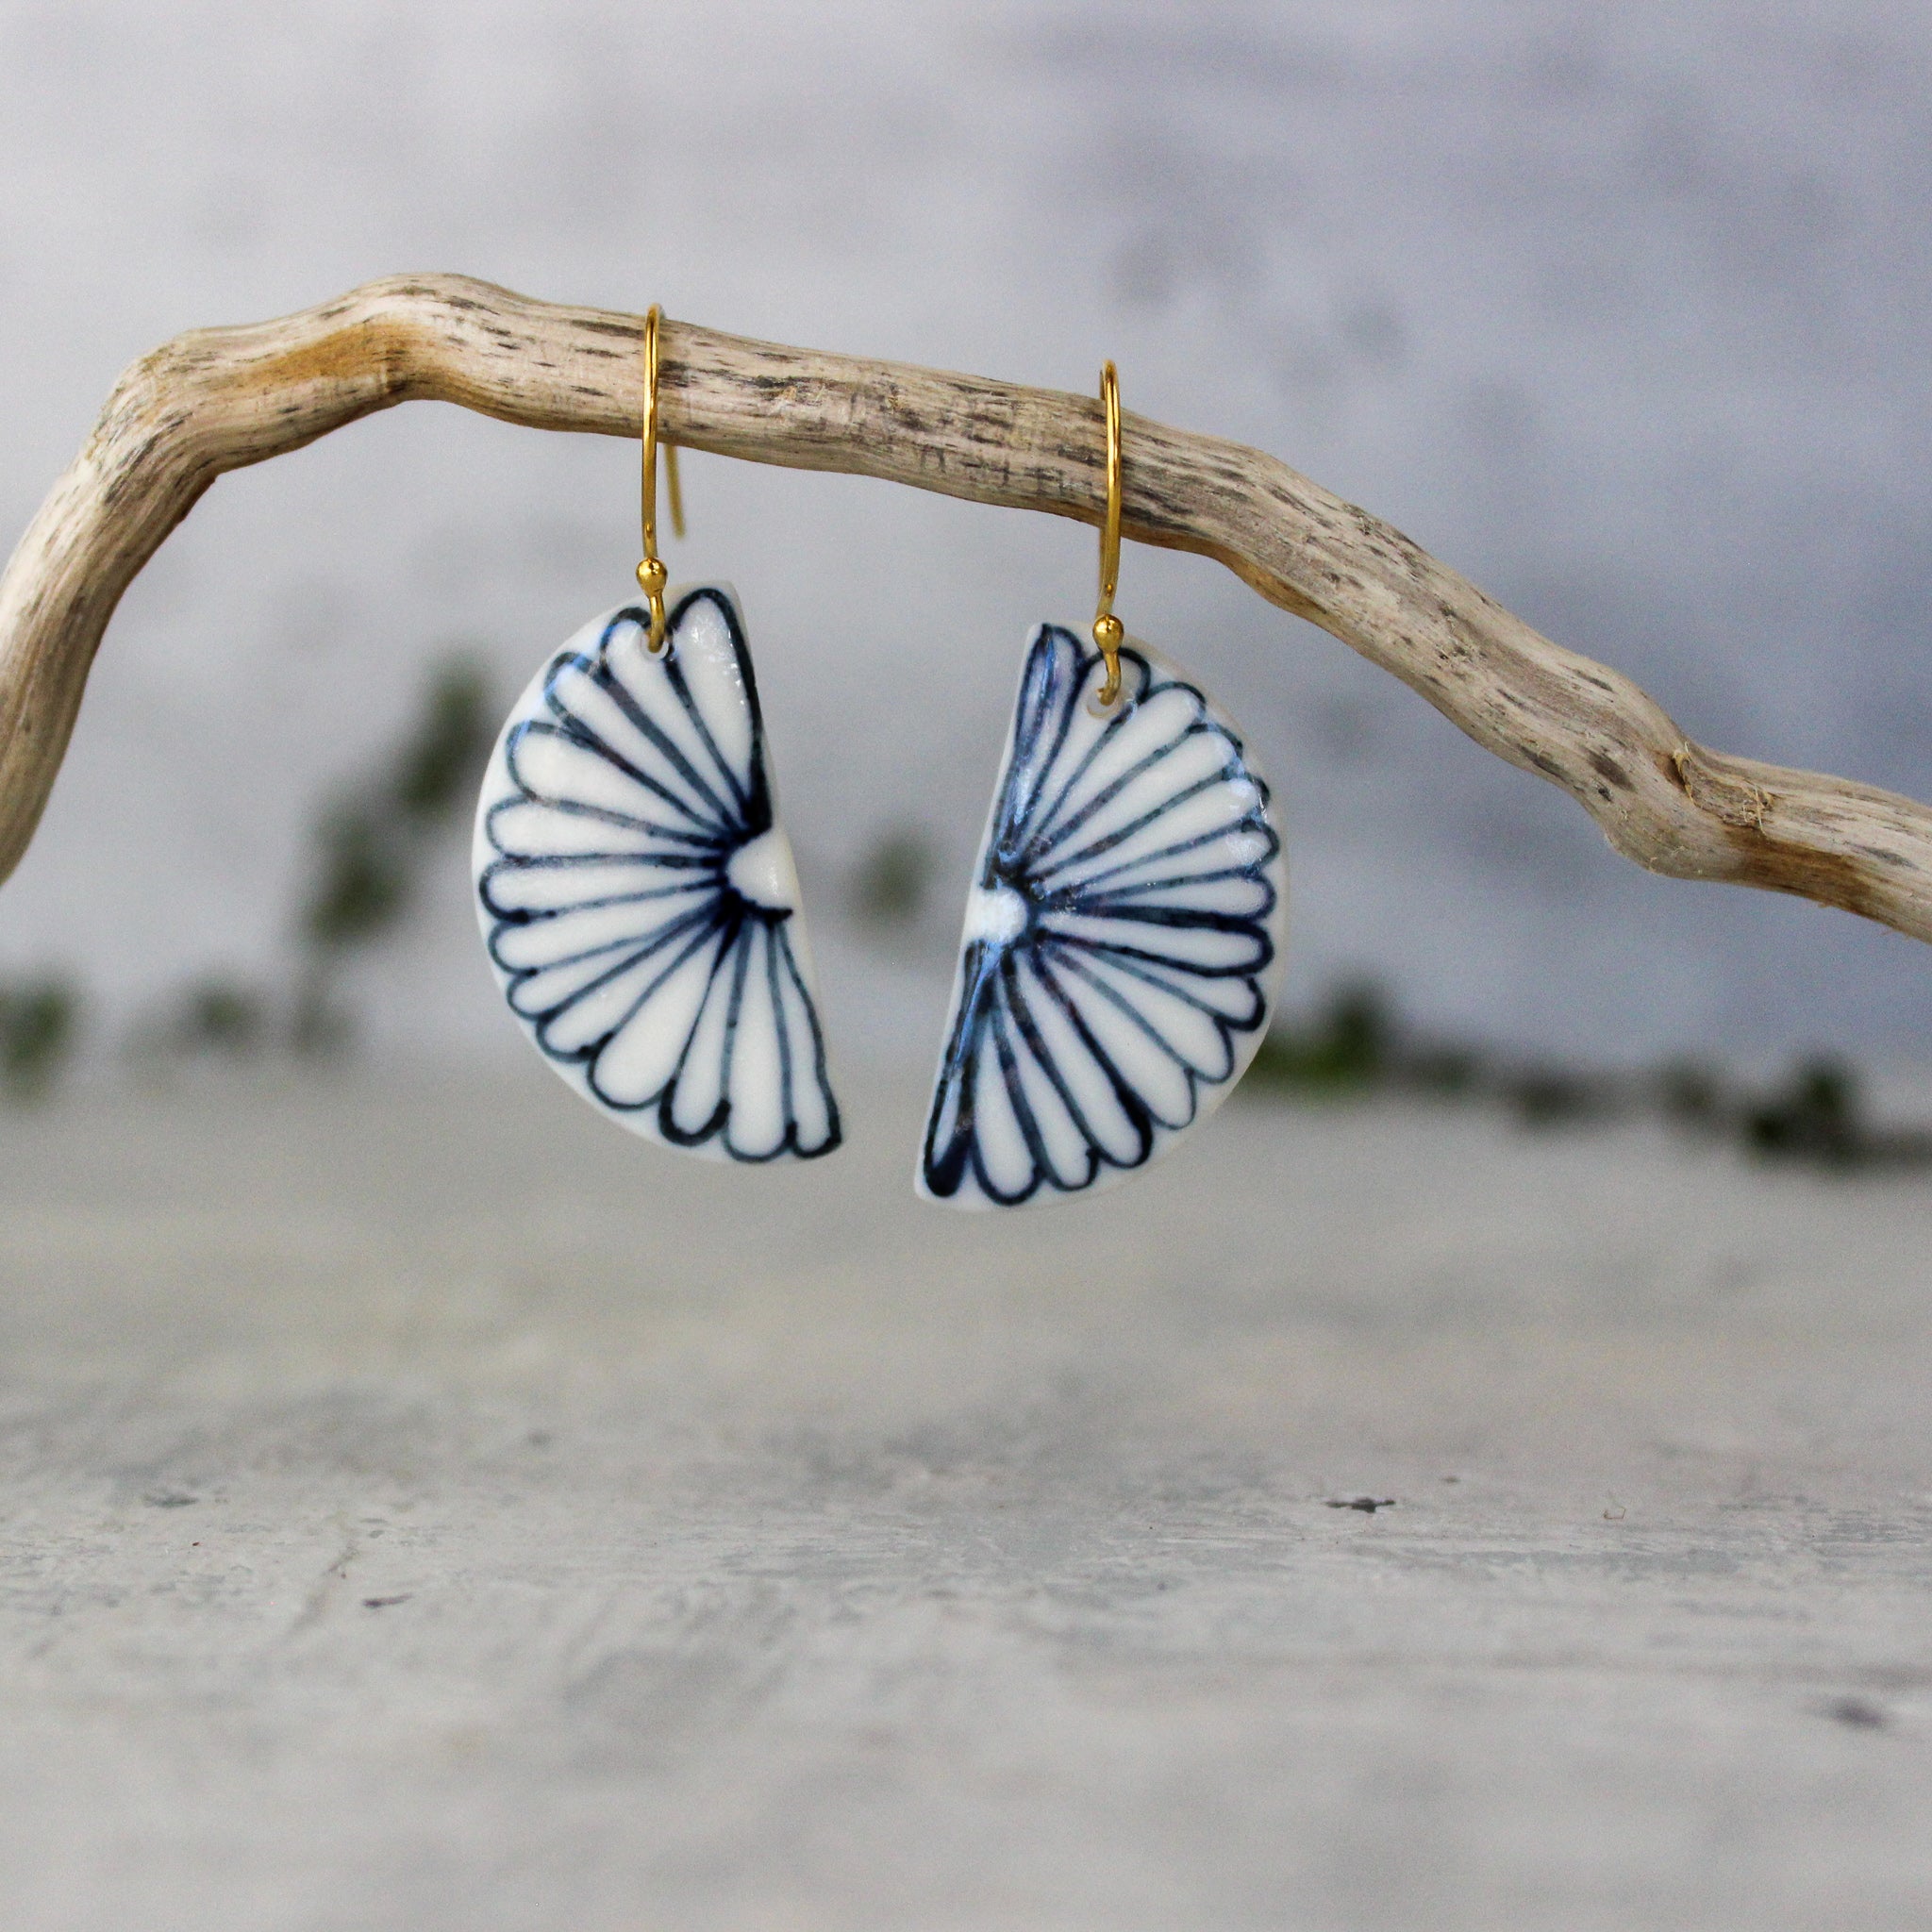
left=637, top=305, right=685, bottom=652
left=1091, top=359, right=1124, bottom=708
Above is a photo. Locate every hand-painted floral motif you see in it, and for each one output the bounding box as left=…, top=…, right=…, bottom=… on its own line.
left=922, top=624, right=1285, bottom=1208
left=475, top=587, right=841, bottom=1161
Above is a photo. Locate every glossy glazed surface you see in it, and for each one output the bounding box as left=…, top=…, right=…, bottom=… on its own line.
left=921, top=624, right=1286, bottom=1208
left=474, top=587, right=841, bottom=1161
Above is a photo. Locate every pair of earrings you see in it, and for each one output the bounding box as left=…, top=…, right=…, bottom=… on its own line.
left=472, top=310, right=1287, bottom=1209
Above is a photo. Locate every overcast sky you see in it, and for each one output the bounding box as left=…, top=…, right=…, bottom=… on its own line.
left=2, top=0, right=1930, bottom=1069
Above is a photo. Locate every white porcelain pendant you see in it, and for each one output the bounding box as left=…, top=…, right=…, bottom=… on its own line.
left=474, top=586, right=841, bottom=1161
left=921, top=624, right=1286, bottom=1208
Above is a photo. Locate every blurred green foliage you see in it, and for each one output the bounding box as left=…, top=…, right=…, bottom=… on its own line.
left=304, top=659, right=492, bottom=954
left=852, top=830, right=934, bottom=929
left=173, top=983, right=267, bottom=1056
left=1745, top=1058, right=1862, bottom=1167
left=121, top=658, right=492, bottom=1067
left=304, top=806, right=408, bottom=950
left=1248, top=982, right=1390, bottom=1094
left=391, top=661, right=493, bottom=823
left=0, top=978, right=77, bottom=1100
left=1251, top=979, right=1927, bottom=1174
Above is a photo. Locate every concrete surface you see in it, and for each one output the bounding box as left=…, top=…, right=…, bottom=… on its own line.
left=1, top=1066, right=1929, bottom=1930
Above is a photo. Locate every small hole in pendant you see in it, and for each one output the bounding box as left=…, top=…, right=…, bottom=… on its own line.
left=1085, top=683, right=1129, bottom=722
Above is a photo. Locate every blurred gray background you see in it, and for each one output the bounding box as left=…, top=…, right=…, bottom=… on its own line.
left=3, top=0, right=1930, bottom=1072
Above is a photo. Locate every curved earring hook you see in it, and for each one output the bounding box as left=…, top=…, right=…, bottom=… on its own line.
left=636, top=306, right=686, bottom=652
left=1091, top=359, right=1124, bottom=707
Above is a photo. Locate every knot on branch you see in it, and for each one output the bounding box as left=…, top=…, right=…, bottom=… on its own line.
left=1673, top=742, right=1772, bottom=830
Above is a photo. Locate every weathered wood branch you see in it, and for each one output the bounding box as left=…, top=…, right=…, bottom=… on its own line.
left=4, top=272, right=1930, bottom=939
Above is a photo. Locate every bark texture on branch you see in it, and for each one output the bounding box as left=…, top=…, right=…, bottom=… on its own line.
left=3, top=272, right=1929, bottom=941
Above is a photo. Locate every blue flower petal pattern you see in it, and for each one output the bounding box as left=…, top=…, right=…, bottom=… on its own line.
left=920, top=624, right=1286, bottom=1208
left=474, top=586, right=841, bottom=1161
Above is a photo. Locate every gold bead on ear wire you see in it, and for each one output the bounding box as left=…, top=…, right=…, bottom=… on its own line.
left=1091, top=359, right=1125, bottom=708
left=636, top=305, right=686, bottom=652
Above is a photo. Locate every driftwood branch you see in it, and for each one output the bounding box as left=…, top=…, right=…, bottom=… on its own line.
left=4, top=272, right=1930, bottom=940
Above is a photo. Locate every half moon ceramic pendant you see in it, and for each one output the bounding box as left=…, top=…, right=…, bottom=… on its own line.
left=474, top=586, right=841, bottom=1161
left=920, top=624, right=1286, bottom=1208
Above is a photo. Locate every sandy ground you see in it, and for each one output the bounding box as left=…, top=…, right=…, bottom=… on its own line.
left=0, top=1065, right=1929, bottom=1931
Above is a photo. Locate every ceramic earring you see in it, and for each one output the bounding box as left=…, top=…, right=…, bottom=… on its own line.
left=473, top=308, right=841, bottom=1162
left=920, top=362, right=1286, bottom=1208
